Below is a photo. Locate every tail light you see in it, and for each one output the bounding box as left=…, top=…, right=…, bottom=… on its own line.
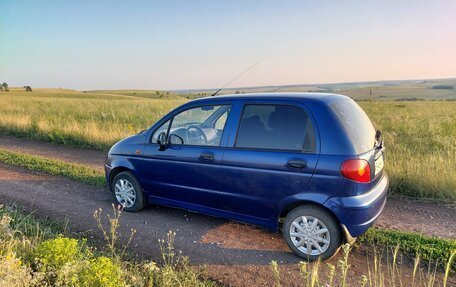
left=341, top=159, right=371, bottom=183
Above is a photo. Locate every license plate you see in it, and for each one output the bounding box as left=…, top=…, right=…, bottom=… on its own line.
left=375, top=155, right=384, bottom=175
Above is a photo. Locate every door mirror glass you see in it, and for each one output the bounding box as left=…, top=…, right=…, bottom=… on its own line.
left=151, top=119, right=170, bottom=144
left=169, top=134, right=184, bottom=145
left=157, top=132, right=168, bottom=150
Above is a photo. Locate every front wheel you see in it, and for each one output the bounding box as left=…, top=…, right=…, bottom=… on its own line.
left=283, top=205, right=342, bottom=261
left=111, top=171, right=145, bottom=212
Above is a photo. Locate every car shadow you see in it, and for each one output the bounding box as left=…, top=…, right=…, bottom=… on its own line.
left=117, top=203, right=314, bottom=266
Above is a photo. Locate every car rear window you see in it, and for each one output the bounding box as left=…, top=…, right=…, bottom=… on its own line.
left=329, top=99, right=376, bottom=154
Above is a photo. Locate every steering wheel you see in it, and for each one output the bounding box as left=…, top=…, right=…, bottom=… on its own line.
left=186, top=125, right=208, bottom=145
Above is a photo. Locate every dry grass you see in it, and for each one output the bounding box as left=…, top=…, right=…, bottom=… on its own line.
left=0, top=90, right=185, bottom=149
left=270, top=244, right=456, bottom=287
left=359, top=102, right=456, bottom=201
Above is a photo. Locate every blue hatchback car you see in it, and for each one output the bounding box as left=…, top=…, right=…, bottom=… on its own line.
left=105, top=93, right=388, bottom=260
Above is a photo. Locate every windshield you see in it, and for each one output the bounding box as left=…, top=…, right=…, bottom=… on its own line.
left=172, top=105, right=224, bottom=128
left=329, top=99, right=376, bottom=154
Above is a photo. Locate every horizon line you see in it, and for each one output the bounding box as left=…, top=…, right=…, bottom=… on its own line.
left=4, top=76, right=455, bottom=92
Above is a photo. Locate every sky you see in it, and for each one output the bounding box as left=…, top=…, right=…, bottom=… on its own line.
left=1, top=0, right=455, bottom=90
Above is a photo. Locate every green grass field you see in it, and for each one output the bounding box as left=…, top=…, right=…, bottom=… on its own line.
left=0, top=88, right=455, bottom=202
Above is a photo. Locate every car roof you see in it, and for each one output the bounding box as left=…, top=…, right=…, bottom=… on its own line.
left=190, top=92, right=350, bottom=104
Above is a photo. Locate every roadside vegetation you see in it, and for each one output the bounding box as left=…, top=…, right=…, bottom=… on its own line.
left=0, top=149, right=104, bottom=186
left=0, top=204, right=215, bottom=287
left=0, top=203, right=454, bottom=287
left=270, top=244, right=456, bottom=287
left=1, top=89, right=455, bottom=201
left=359, top=228, right=456, bottom=269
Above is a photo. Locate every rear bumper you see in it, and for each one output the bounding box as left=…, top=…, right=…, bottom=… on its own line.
left=324, top=172, right=389, bottom=238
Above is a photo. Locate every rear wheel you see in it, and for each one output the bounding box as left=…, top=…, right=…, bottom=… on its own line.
left=283, top=205, right=342, bottom=261
left=111, top=171, right=145, bottom=212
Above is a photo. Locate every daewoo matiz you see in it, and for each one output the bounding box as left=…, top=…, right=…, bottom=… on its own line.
left=105, top=93, right=388, bottom=260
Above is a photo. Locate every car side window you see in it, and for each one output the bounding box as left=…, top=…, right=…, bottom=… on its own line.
left=235, top=104, right=316, bottom=152
left=152, top=105, right=231, bottom=147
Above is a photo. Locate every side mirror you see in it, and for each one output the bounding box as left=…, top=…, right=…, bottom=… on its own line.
left=157, top=132, right=168, bottom=150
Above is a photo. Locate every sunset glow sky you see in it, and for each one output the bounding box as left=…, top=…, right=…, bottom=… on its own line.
left=1, top=0, right=455, bottom=90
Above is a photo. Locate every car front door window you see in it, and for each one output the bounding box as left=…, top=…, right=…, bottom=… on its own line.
left=154, top=105, right=230, bottom=147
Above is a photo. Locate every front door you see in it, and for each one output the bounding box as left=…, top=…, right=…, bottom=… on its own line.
left=140, top=104, right=232, bottom=209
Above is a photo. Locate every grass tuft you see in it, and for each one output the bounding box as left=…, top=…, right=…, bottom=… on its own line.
left=0, top=149, right=105, bottom=186
left=360, top=228, right=456, bottom=269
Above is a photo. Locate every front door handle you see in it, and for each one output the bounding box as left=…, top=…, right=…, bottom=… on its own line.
left=199, top=153, right=215, bottom=161
left=287, top=160, right=307, bottom=169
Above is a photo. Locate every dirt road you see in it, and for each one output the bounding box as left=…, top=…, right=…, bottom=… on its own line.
left=1, top=135, right=454, bottom=239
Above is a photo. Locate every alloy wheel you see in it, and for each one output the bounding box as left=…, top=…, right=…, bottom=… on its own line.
left=114, top=178, right=136, bottom=208
left=289, top=215, right=331, bottom=256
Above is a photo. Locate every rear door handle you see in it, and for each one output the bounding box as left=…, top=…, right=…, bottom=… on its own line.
left=199, top=153, right=215, bottom=161
left=287, top=160, right=307, bottom=169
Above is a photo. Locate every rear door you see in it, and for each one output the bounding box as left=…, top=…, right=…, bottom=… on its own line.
left=219, top=101, right=319, bottom=220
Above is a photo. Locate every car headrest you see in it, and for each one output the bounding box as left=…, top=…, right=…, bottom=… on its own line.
left=268, top=107, right=308, bottom=131
left=241, top=115, right=265, bottom=131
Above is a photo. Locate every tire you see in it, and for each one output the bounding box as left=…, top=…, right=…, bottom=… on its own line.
left=283, top=205, right=342, bottom=261
left=111, top=171, right=145, bottom=212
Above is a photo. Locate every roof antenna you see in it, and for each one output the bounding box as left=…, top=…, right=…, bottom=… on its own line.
left=211, top=62, right=259, bottom=97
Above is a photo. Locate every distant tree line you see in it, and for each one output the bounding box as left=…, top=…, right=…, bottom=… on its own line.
left=432, top=85, right=454, bottom=90
left=0, top=82, right=33, bottom=92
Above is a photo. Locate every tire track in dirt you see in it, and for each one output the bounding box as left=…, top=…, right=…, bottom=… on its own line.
left=376, top=198, right=455, bottom=239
